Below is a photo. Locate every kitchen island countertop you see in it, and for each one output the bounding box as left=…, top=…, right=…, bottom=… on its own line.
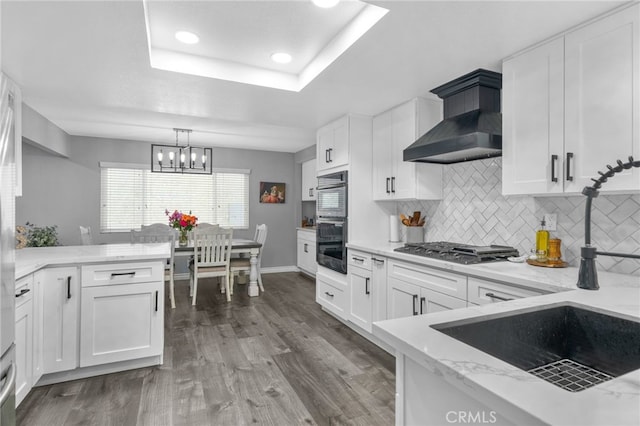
left=347, top=240, right=639, bottom=293
left=16, top=243, right=171, bottom=279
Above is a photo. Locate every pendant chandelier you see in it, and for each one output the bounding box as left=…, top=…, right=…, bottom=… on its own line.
left=151, top=128, right=213, bottom=174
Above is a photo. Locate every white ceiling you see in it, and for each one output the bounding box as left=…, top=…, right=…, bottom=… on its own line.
left=1, top=0, right=627, bottom=153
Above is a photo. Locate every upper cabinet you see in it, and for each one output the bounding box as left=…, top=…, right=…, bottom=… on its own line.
left=372, top=98, right=443, bottom=200
left=301, top=159, right=317, bottom=201
left=317, top=115, right=349, bottom=174
left=503, top=3, right=640, bottom=195
left=1, top=73, right=23, bottom=197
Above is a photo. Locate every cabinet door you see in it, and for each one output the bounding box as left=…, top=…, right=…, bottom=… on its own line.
left=32, top=271, right=44, bottom=384
left=372, top=109, right=394, bottom=200
left=80, top=281, right=163, bottom=367
left=392, top=100, right=418, bottom=200
left=502, top=37, right=565, bottom=195
left=301, top=159, right=317, bottom=201
left=565, top=4, right=640, bottom=193
left=317, top=125, right=334, bottom=173
left=371, top=257, right=387, bottom=321
left=387, top=278, right=420, bottom=320
left=297, top=232, right=316, bottom=276
left=349, top=266, right=373, bottom=332
left=330, top=116, right=349, bottom=168
left=419, top=288, right=466, bottom=314
left=15, top=289, right=32, bottom=406
left=42, top=267, right=79, bottom=374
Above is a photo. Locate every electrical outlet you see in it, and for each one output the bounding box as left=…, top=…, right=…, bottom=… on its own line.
left=543, top=213, right=557, bottom=231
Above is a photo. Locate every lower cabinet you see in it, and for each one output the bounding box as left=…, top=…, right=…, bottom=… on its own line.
left=387, top=278, right=466, bottom=320
left=316, top=268, right=348, bottom=320
left=297, top=229, right=317, bottom=276
left=467, top=277, right=548, bottom=306
left=41, top=266, right=80, bottom=374
left=349, top=263, right=373, bottom=332
left=15, top=274, right=33, bottom=406
left=80, top=281, right=163, bottom=367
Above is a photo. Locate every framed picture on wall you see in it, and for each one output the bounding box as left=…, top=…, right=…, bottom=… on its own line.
left=259, top=182, right=286, bottom=203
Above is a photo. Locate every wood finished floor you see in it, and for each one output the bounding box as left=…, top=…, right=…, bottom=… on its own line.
left=17, top=272, right=396, bottom=426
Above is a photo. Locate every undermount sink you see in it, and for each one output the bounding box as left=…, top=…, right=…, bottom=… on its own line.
left=431, top=304, right=640, bottom=392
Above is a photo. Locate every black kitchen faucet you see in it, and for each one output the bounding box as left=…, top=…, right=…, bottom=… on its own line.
left=578, top=156, right=640, bottom=290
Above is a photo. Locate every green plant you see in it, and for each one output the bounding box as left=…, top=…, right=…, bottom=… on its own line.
left=25, top=222, right=59, bottom=247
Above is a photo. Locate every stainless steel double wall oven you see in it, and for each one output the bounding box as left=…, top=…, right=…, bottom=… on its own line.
left=316, top=171, right=348, bottom=274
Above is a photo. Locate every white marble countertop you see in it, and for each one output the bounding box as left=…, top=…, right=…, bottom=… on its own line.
left=16, top=243, right=171, bottom=279
left=373, top=286, right=640, bottom=426
left=347, top=240, right=640, bottom=293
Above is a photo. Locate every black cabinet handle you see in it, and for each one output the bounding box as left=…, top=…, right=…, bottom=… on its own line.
left=325, top=149, right=330, bottom=163
left=365, top=277, right=370, bottom=295
left=15, top=288, right=30, bottom=298
left=485, top=292, right=514, bottom=302
left=309, top=188, right=313, bottom=197
left=328, top=148, right=333, bottom=162
left=566, top=152, right=574, bottom=181
left=420, top=296, right=425, bottom=315
left=351, top=256, right=364, bottom=263
left=412, top=294, right=418, bottom=316
left=324, top=291, right=334, bottom=298
left=110, top=272, right=136, bottom=278
left=371, top=257, right=385, bottom=264
left=391, top=176, right=396, bottom=193
left=551, top=154, right=558, bottom=183
left=304, top=243, right=308, bottom=253
left=386, top=177, right=390, bottom=194
left=67, top=276, right=71, bottom=299
left=155, top=290, right=159, bottom=312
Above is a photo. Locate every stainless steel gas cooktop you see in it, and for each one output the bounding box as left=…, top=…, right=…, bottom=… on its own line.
left=394, top=241, right=519, bottom=265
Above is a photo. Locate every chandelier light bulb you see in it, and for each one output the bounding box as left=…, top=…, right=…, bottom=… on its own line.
left=180, top=151, right=185, bottom=165
left=169, top=151, right=175, bottom=161
left=157, top=150, right=163, bottom=164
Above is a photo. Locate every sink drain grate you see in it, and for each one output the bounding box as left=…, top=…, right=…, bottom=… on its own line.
left=528, top=358, right=613, bottom=392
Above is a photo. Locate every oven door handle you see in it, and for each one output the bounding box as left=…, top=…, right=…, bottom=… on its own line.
left=317, top=183, right=347, bottom=190
left=316, top=220, right=345, bottom=226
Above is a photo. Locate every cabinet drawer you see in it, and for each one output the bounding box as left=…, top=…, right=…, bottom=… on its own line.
left=388, top=260, right=467, bottom=299
left=317, top=278, right=347, bottom=319
left=297, top=229, right=316, bottom=242
left=468, top=277, right=547, bottom=305
left=348, top=250, right=372, bottom=270
left=15, top=274, right=33, bottom=307
left=81, top=261, right=163, bottom=287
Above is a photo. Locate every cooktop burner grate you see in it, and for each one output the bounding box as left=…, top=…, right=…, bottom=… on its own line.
left=394, top=241, right=519, bottom=264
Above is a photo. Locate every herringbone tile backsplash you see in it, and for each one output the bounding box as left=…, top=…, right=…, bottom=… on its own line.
left=398, top=158, right=640, bottom=276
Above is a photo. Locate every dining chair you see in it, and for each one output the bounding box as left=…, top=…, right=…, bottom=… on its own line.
left=230, top=224, right=267, bottom=294
left=79, top=225, right=93, bottom=245
left=189, top=227, right=233, bottom=305
left=131, top=226, right=177, bottom=309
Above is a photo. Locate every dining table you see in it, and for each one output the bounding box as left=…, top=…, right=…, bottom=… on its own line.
left=174, top=238, right=263, bottom=297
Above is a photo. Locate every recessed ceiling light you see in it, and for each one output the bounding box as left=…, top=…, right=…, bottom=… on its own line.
left=271, top=52, right=292, bottom=64
left=312, top=0, right=340, bottom=8
left=175, top=31, right=199, bottom=44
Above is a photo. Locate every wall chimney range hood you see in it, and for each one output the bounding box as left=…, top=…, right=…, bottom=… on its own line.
left=403, top=69, right=502, bottom=164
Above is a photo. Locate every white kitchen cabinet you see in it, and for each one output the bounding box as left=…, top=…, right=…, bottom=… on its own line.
left=372, top=98, right=443, bottom=200
left=80, top=282, right=163, bottom=367
left=79, top=262, right=164, bottom=367
left=41, top=266, right=80, bottom=374
left=316, top=268, right=348, bottom=320
left=15, top=274, right=33, bottom=406
left=503, top=3, right=640, bottom=195
left=1, top=73, right=22, bottom=196
left=317, top=115, right=349, bottom=174
left=467, top=277, right=548, bottom=306
left=348, top=251, right=373, bottom=332
left=32, top=270, right=44, bottom=385
left=301, top=159, right=317, bottom=201
left=297, top=229, right=317, bottom=276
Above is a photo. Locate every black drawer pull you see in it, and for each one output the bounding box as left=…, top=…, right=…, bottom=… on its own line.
left=420, top=296, right=425, bottom=315
left=15, top=288, right=30, bottom=298
left=324, top=291, right=334, bottom=298
left=371, top=257, right=385, bottom=264
left=155, top=290, right=159, bottom=312
left=110, top=272, right=136, bottom=278
left=485, top=292, right=514, bottom=302
left=386, top=177, right=390, bottom=194
left=304, top=243, right=308, bottom=253
left=391, top=176, right=396, bottom=193
left=351, top=256, right=364, bottom=263
left=67, top=276, right=72, bottom=299
left=566, top=152, right=574, bottom=181
left=365, top=277, right=370, bottom=295
left=551, top=154, right=558, bottom=183
left=412, top=294, right=418, bottom=316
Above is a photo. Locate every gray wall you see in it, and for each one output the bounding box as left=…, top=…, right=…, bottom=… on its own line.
left=294, top=144, right=316, bottom=226
left=17, top=136, right=299, bottom=269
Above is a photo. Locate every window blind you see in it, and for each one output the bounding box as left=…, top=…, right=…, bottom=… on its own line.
left=100, top=166, right=249, bottom=232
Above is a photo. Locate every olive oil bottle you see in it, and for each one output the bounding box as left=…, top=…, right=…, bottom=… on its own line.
left=535, top=218, right=549, bottom=262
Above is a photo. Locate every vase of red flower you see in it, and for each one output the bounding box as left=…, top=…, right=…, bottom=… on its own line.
left=166, top=209, right=198, bottom=246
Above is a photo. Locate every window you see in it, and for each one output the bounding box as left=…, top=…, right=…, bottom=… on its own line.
left=100, top=163, right=249, bottom=232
